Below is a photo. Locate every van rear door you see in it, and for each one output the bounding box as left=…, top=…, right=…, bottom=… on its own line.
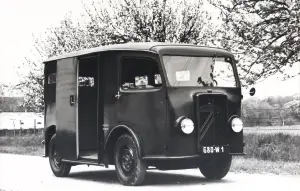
left=56, top=57, right=78, bottom=160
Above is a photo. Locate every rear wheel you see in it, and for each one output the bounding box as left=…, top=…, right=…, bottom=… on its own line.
left=199, top=155, right=232, bottom=180
left=49, top=134, right=71, bottom=177
left=114, top=134, right=147, bottom=186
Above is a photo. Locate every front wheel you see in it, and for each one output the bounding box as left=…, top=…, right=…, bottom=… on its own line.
left=199, top=155, right=232, bottom=180
left=49, top=134, right=71, bottom=177
left=114, top=134, right=147, bottom=186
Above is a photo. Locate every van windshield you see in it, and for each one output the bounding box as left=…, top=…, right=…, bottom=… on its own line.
left=162, top=56, right=238, bottom=87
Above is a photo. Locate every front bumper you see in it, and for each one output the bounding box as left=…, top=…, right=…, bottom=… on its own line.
left=143, top=152, right=246, bottom=160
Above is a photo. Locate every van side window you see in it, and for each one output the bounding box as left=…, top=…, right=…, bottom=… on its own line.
left=121, top=57, right=162, bottom=90
left=45, top=62, right=56, bottom=104
left=79, top=77, right=95, bottom=87
left=48, top=73, right=56, bottom=84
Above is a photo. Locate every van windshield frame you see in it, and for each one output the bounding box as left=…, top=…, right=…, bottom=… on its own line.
left=161, top=55, right=240, bottom=88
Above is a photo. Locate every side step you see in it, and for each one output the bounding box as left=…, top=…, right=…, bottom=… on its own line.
left=79, top=151, right=98, bottom=160
left=62, top=158, right=103, bottom=166
left=61, top=150, right=101, bottom=166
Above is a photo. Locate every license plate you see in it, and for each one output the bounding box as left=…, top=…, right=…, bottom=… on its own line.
left=201, top=146, right=228, bottom=154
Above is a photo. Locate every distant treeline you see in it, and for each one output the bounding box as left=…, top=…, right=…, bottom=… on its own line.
left=0, top=97, right=26, bottom=112
left=242, top=95, right=300, bottom=127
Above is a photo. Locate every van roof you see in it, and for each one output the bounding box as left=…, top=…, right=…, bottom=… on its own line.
left=44, top=42, right=232, bottom=63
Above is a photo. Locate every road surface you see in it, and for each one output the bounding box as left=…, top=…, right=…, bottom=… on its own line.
left=0, top=153, right=299, bottom=191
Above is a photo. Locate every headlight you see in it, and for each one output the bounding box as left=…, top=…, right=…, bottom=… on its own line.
left=181, top=118, right=194, bottom=134
left=231, top=117, right=243, bottom=133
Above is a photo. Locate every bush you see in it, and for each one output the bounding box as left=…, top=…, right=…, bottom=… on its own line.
left=0, top=133, right=43, bottom=147
left=244, top=133, right=300, bottom=162
left=0, top=133, right=44, bottom=155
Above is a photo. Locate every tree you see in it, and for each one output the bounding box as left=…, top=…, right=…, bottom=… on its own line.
left=242, top=95, right=300, bottom=127
left=19, top=0, right=299, bottom=112
left=0, top=84, right=4, bottom=97
left=15, top=59, right=44, bottom=112
left=0, top=97, right=25, bottom=112
left=212, top=0, right=300, bottom=85
left=34, top=0, right=217, bottom=55
left=284, top=99, right=300, bottom=121
left=17, top=0, right=219, bottom=112
left=0, top=84, right=4, bottom=112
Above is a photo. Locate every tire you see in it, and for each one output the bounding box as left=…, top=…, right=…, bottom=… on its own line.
left=199, top=155, right=232, bottom=180
left=49, top=134, right=71, bottom=177
left=114, top=134, right=147, bottom=186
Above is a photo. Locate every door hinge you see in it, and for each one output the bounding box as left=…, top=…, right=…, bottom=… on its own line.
left=103, top=124, right=109, bottom=131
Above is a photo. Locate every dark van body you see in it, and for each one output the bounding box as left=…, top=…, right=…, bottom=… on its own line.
left=43, top=43, right=244, bottom=186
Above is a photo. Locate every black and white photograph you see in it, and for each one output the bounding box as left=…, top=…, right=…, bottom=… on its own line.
left=0, top=0, right=299, bottom=190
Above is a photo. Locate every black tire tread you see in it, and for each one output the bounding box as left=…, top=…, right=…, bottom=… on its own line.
left=49, top=134, right=71, bottom=177
left=199, top=155, right=232, bottom=180
left=114, top=133, right=147, bottom=186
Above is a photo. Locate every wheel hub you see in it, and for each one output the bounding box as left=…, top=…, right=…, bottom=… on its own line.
left=120, top=148, right=134, bottom=173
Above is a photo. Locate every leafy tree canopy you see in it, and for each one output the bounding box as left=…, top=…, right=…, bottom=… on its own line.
left=16, top=0, right=300, bottom=112
left=212, top=0, right=300, bottom=85
left=17, top=0, right=219, bottom=112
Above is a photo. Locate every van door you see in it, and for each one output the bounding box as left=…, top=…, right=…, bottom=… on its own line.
left=56, top=57, right=78, bottom=160
left=116, top=52, right=166, bottom=156
left=77, top=56, right=101, bottom=161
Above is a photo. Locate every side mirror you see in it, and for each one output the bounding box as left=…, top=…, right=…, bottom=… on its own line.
left=154, top=74, right=162, bottom=85
left=249, top=87, right=256, bottom=96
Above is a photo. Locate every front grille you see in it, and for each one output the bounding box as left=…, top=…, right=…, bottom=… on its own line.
left=196, top=94, right=228, bottom=149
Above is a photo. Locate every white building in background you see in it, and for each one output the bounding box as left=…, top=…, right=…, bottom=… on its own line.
left=0, top=112, right=44, bottom=130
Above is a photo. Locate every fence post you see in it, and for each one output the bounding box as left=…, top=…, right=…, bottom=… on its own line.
left=19, top=120, right=22, bottom=136
left=34, top=119, right=36, bottom=135
left=12, top=120, right=16, bottom=137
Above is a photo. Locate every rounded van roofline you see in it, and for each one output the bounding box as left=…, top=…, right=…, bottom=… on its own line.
left=43, top=42, right=232, bottom=63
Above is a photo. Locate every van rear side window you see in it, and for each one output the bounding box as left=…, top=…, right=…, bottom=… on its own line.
left=79, top=77, right=95, bottom=87
left=48, top=73, right=56, bottom=84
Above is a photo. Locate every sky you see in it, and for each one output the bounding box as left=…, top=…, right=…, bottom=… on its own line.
left=0, top=0, right=85, bottom=86
left=0, top=0, right=299, bottom=98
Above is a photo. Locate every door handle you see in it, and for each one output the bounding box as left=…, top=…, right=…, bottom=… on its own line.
left=70, top=95, right=75, bottom=106
left=115, top=91, right=121, bottom=99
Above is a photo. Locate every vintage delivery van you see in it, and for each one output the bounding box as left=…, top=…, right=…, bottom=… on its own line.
left=42, top=42, right=250, bottom=186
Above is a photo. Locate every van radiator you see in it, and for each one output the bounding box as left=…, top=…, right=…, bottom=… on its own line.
left=196, top=94, right=229, bottom=149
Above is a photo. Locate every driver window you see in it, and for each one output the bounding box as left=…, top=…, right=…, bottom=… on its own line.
left=121, top=57, right=162, bottom=90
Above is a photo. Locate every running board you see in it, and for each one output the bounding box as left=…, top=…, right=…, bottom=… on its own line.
left=62, top=158, right=103, bottom=166
left=79, top=151, right=98, bottom=160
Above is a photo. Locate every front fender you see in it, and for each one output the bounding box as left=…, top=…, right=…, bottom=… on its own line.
left=104, top=125, right=143, bottom=157
left=44, top=125, right=56, bottom=157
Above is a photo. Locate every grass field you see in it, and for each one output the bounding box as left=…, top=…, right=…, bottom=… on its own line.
left=0, top=134, right=44, bottom=156
left=231, top=157, right=300, bottom=175
left=0, top=130, right=300, bottom=175
left=243, top=132, right=300, bottom=162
